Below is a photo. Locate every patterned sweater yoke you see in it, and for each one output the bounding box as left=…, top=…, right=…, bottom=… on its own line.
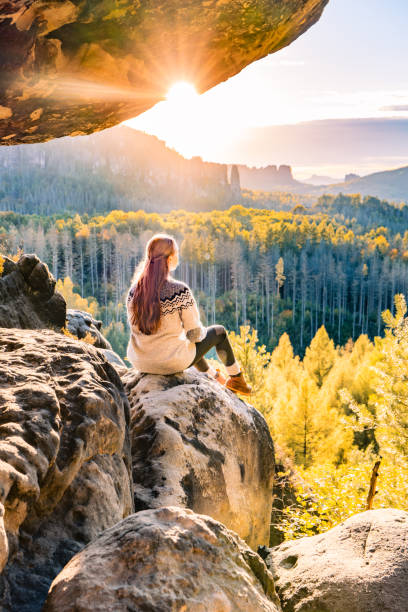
left=158, top=280, right=195, bottom=315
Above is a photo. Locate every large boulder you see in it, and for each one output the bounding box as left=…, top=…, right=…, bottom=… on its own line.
left=122, top=368, right=275, bottom=550
left=44, top=506, right=282, bottom=612
left=0, top=0, right=329, bottom=144
left=0, top=328, right=133, bottom=612
left=0, top=254, right=66, bottom=329
left=265, top=508, right=408, bottom=612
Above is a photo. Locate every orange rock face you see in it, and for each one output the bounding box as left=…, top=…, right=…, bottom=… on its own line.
left=0, top=0, right=328, bottom=144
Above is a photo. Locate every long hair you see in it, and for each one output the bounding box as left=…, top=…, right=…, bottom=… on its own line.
left=129, top=233, right=177, bottom=334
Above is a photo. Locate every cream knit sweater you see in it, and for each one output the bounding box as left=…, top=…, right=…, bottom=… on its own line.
left=126, top=277, right=206, bottom=374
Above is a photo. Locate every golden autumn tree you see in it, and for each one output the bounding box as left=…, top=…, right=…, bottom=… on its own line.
left=304, top=325, right=337, bottom=387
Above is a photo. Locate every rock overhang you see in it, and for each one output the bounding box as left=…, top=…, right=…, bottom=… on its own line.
left=0, top=0, right=329, bottom=145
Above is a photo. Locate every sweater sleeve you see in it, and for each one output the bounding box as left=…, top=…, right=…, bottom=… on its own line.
left=179, top=287, right=206, bottom=342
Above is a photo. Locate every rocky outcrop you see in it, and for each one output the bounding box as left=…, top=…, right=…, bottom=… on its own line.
left=122, top=368, right=275, bottom=550
left=265, top=509, right=408, bottom=612
left=238, top=164, right=299, bottom=191
left=66, top=309, right=128, bottom=369
left=0, top=0, right=329, bottom=144
left=44, top=506, right=282, bottom=612
left=0, top=254, right=66, bottom=329
left=0, top=328, right=133, bottom=612
left=67, top=308, right=112, bottom=349
left=230, top=164, right=241, bottom=198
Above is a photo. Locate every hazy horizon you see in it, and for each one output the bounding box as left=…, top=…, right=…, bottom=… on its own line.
left=125, top=118, right=408, bottom=182
left=126, top=0, right=408, bottom=179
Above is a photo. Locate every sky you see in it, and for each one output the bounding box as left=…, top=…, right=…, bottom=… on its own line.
left=126, top=0, right=408, bottom=179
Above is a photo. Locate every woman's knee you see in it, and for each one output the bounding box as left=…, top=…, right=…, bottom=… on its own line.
left=213, top=324, right=227, bottom=338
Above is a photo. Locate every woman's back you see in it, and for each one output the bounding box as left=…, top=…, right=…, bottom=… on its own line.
left=126, top=277, right=205, bottom=374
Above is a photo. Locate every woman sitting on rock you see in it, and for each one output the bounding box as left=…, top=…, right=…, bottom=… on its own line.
left=126, top=233, right=252, bottom=395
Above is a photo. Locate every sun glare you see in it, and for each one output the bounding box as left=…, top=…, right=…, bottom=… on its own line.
left=127, top=79, right=238, bottom=159
left=166, top=82, right=198, bottom=105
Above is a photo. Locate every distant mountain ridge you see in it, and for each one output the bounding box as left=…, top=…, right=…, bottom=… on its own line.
left=218, top=118, right=408, bottom=174
left=0, top=127, right=236, bottom=214
left=0, top=124, right=407, bottom=214
left=0, top=126, right=312, bottom=214
left=309, top=165, right=408, bottom=202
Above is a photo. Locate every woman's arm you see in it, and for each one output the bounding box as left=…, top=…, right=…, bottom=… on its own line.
left=179, top=287, right=206, bottom=342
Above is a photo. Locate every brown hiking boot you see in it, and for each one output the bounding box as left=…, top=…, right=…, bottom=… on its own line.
left=226, top=372, right=252, bottom=396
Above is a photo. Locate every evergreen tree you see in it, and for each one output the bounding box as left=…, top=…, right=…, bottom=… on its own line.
left=304, top=325, right=337, bottom=387
left=373, top=294, right=408, bottom=462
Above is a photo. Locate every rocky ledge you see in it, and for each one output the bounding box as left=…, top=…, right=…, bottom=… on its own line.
left=123, top=368, right=275, bottom=550
left=0, top=0, right=329, bottom=144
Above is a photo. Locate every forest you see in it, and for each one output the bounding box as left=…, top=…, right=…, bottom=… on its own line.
left=2, top=192, right=408, bottom=537
left=1, top=193, right=408, bottom=358
left=227, top=301, right=408, bottom=540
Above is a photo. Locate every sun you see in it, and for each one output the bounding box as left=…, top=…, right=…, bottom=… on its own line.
left=127, top=79, right=235, bottom=159
left=166, top=82, right=199, bottom=105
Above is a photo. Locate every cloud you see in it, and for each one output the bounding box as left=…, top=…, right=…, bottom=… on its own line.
left=380, top=104, right=408, bottom=111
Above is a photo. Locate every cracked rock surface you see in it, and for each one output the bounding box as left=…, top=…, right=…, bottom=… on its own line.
left=0, top=0, right=329, bottom=144
left=44, top=506, right=282, bottom=612
left=265, top=509, right=408, bottom=612
left=123, top=368, right=275, bottom=550
left=0, top=328, right=133, bottom=612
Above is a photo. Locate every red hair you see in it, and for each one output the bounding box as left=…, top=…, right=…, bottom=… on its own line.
left=130, top=234, right=177, bottom=334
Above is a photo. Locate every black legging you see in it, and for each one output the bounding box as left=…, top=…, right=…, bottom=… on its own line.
left=188, top=325, right=236, bottom=372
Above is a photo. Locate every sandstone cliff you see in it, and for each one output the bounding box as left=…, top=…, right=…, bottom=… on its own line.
left=0, top=257, right=277, bottom=609
left=3, top=254, right=407, bottom=612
